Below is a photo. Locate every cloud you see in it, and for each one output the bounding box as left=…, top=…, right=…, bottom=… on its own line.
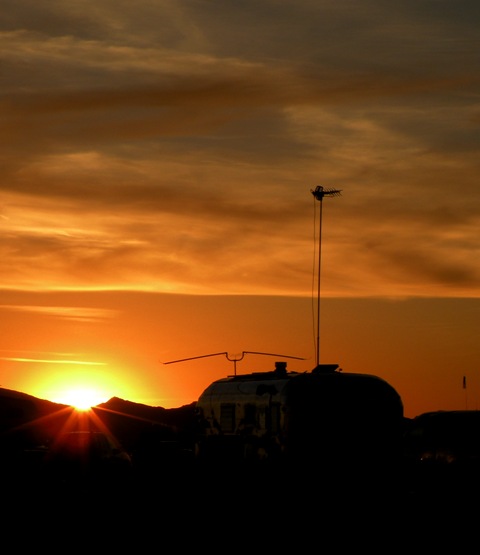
left=1, top=0, right=479, bottom=298
left=0, top=356, right=107, bottom=365
left=0, top=304, right=118, bottom=321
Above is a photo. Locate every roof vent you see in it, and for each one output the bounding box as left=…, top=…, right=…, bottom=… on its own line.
left=312, top=364, right=340, bottom=374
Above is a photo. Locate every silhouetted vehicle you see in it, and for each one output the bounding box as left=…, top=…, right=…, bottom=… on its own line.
left=195, top=362, right=404, bottom=493
left=403, top=410, right=480, bottom=494
left=44, top=430, right=133, bottom=486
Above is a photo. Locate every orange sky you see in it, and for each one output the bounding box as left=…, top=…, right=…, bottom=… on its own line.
left=1, top=1, right=479, bottom=418
left=1, top=290, right=478, bottom=418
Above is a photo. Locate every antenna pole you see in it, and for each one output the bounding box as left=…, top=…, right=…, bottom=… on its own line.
left=316, top=197, right=323, bottom=367
left=311, top=186, right=342, bottom=366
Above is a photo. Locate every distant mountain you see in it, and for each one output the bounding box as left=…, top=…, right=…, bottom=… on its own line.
left=96, top=395, right=197, bottom=431
left=93, top=396, right=198, bottom=452
left=0, top=387, right=197, bottom=455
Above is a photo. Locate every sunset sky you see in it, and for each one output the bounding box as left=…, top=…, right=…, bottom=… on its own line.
left=1, top=0, right=479, bottom=417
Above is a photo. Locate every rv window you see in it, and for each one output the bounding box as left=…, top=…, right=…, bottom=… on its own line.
left=220, top=404, right=236, bottom=433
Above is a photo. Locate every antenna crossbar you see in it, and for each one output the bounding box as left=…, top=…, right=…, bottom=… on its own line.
left=163, top=350, right=305, bottom=376
left=311, top=185, right=342, bottom=200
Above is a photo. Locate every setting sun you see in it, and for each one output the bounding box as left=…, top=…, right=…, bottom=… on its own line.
left=28, top=362, right=131, bottom=410
left=56, top=386, right=107, bottom=410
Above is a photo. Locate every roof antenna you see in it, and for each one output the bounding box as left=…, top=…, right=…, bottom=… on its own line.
left=311, top=185, right=342, bottom=367
left=163, top=351, right=305, bottom=376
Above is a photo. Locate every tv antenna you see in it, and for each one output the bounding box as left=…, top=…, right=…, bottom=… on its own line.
left=163, top=351, right=305, bottom=376
left=311, top=185, right=342, bottom=367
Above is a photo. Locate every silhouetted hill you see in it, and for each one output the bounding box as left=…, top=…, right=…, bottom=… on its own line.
left=0, top=387, right=197, bottom=456
left=92, top=396, right=198, bottom=455
left=96, top=395, right=197, bottom=431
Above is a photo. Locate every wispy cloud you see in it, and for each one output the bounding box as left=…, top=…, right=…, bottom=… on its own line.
left=0, top=356, right=107, bottom=365
left=0, top=305, right=118, bottom=322
left=1, top=0, right=479, bottom=298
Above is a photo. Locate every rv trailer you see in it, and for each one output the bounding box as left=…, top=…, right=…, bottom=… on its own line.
left=195, top=361, right=404, bottom=488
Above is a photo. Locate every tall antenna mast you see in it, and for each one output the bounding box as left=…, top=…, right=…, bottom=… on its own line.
left=311, top=185, right=342, bottom=367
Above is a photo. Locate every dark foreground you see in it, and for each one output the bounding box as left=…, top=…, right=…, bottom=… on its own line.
left=3, top=457, right=480, bottom=552
left=1, top=390, right=479, bottom=548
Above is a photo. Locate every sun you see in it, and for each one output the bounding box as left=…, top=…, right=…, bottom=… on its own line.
left=35, top=368, right=115, bottom=410
left=29, top=360, right=138, bottom=411
left=59, top=386, right=107, bottom=410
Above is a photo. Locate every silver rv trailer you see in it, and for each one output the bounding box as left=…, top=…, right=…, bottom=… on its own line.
left=195, top=362, right=404, bottom=487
